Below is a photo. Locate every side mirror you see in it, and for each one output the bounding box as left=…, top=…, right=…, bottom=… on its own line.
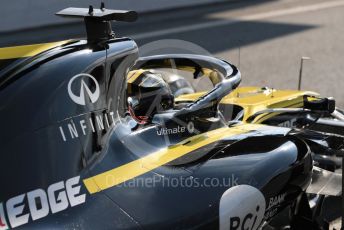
left=303, top=96, right=335, bottom=113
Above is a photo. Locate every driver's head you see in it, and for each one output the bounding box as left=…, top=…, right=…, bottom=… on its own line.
left=127, top=70, right=174, bottom=124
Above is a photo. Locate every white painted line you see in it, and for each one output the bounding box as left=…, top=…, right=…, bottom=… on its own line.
left=240, top=0, right=344, bottom=21
left=130, top=0, right=344, bottom=40
left=131, top=19, right=237, bottom=40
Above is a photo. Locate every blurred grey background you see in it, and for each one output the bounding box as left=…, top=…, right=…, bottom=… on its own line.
left=1, top=0, right=343, bottom=108
left=0, top=0, right=225, bottom=32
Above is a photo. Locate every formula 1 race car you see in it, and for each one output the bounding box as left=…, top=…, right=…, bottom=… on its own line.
left=138, top=65, right=344, bottom=172
left=0, top=5, right=343, bottom=230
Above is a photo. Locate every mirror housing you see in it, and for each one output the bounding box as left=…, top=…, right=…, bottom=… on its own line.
left=303, top=96, right=336, bottom=113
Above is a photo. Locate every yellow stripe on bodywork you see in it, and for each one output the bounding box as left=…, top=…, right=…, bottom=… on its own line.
left=127, top=69, right=146, bottom=83
left=0, top=40, right=71, bottom=60
left=83, top=124, right=261, bottom=194
left=175, top=87, right=319, bottom=122
left=252, top=102, right=304, bottom=124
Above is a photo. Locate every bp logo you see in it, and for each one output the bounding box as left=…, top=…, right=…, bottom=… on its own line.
left=219, top=185, right=266, bottom=230
left=67, top=73, right=100, bottom=105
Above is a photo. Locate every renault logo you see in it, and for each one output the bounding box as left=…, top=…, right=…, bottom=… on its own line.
left=68, top=73, right=100, bottom=105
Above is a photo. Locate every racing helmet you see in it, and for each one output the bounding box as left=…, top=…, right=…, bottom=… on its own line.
left=127, top=70, right=174, bottom=124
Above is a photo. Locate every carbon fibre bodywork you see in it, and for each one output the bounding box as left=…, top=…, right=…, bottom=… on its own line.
left=0, top=36, right=316, bottom=230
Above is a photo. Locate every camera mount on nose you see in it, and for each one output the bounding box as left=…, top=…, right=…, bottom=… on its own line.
left=56, top=3, right=138, bottom=42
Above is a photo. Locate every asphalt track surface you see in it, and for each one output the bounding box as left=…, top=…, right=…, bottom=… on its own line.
left=1, top=0, right=343, bottom=228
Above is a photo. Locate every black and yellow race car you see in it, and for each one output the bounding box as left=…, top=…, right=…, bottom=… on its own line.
left=0, top=6, right=342, bottom=230
left=129, top=60, right=344, bottom=171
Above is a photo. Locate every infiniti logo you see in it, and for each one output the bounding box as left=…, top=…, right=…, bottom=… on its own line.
left=68, top=73, right=100, bottom=105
